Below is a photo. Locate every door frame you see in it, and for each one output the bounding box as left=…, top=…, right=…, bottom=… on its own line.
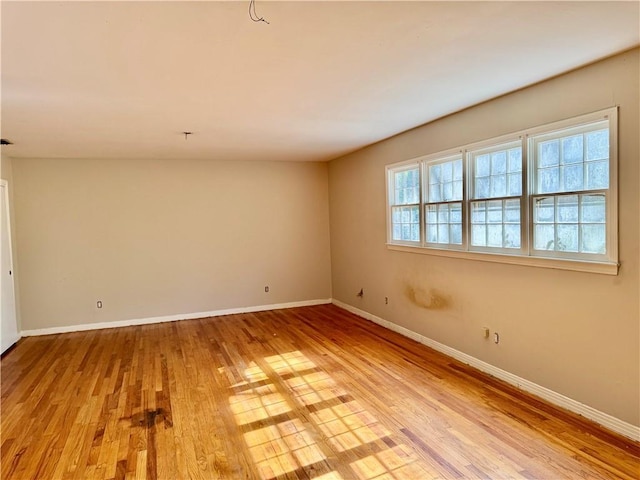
left=1, top=179, right=20, bottom=353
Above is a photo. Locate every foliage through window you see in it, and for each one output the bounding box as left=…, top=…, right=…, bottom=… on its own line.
left=386, top=108, right=617, bottom=272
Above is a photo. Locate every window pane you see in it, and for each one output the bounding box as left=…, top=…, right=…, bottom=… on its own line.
left=453, top=160, right=463, bottom=181
left=453, top=180, right=463, bottom=200
left=581, top=224, right=606, bottom=254
left=508, top=148, right=522, bottom=172
left=429, top=184, right=442, bottom=202
left=393, top=168, right=420, bottom=205
left=487, top=200, right=502, bottom=223
left=451, top=224, right=462, bottom=245
left=475, top=177, right=490, bottom=198
left=504, top=199, right=520, bottom=223
left=487, top=225, right=502, bottom=247
left=535, top=197, right=555, bottom=223
left=563, top=164, right=584, bottom=191
left=410, top=224, right=420, bottom=242
left=391, top=205, right=419, bottom=242
left=557, top=224, right=579, bottom=252
left=586, top=130, right=608, bottom=161
left=426, top=205, right=437, bottom=224
left=425, top=202, right=462, bottom=246
left=539, top=140, right=560, bottom=167
left=472, top=146, right=521, bottom=200
left=581, top=194, right=606, bottom=223
left=472, top=202, right=486, bottom=223
left=427, top=159, right=463, bottom=204
left=490, top=174, right=507, bottom=197
left=443, top=182, right=453, bottom=201
left=438, top=204, right=449, bottom=223
left=429, top=164, right=441, bottom=184
left=539, top=167, right=560, bottom=193
left=427, top=224, right=437, bottom=243
left=476, top=155, right=490, bottom=177
left=508, top=173, right=522, bottom=196
left=533, top=193, right=607, bottom=255
left=450, top=203, right=462, bottom=223
left=534, top=224, right=555, bottom=250
left=471, top=225, right=486, bottom=246
left=504, top=224, right=521, bottom=248
left=533, top=125, right=609, bottom=196
left=470, top=199, right=519, bottom=249
left=441, top=162, right=453, bottom=182
left=411, top=207, right=419, bottom=223
left=491, top=151, right=507, bottom=174
left=408, top=187, right=419, bottom=204
left=438, top=224, right=449, bottom=244
left=562, top=135, right=583, bottom=164
left=586, top=161, right=609, bottom=190
left=557, top=195, right=578, bottom=223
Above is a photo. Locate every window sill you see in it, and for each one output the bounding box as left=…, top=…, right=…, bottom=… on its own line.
left=386, top=243, right=619, bottom=275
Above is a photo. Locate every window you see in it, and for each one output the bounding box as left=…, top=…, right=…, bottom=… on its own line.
left=386, top=108, right=618, bottom=274
left=530, top=122, right=610, bottom=260
left=424, top=156, right=463, bottom=246
left=469, top=142, right=522, bottom=251
left=387, top=164, right=420, bottom=243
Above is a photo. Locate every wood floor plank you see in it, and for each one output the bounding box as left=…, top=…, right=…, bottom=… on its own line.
left=1, top=304, right=639, bottom=479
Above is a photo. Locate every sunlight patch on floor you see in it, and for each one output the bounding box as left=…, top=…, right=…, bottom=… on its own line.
left=229, top=350, right=430, bottom=479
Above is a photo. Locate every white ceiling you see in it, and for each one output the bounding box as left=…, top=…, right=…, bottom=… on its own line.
left=2, top=1, right=639, bottom=162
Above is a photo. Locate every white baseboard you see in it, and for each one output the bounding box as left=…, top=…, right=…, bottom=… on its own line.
left=20, top=298, right=332, bottom=337
left=331, top=299, right=640, bottom=442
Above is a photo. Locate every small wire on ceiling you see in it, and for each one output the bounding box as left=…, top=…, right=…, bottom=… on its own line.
left=249, top=0, right=269, bottom=24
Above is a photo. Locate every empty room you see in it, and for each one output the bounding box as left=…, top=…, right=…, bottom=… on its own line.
left=1, top=1, right=639, bottom=479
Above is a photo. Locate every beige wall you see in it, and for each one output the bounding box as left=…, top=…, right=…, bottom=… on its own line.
left=329, top=49, right=640, bottom=426
left=13, top=158, right=331, bottom=330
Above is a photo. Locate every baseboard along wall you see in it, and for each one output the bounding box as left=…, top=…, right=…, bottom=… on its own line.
left=20, top=298, right=332, bottom=337
left=331, top=299, right=640, bottom=442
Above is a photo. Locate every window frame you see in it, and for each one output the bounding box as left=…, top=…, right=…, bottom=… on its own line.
left=422, top=151, right=465, bottom=250
left=467, top=137, right=526, bottom=256
left=386, top=160, right=422, bottom=246
left=385, top=107, right=619, bottom=275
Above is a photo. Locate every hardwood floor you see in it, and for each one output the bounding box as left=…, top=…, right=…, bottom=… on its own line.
left=1, top=304, right=638, bottom=480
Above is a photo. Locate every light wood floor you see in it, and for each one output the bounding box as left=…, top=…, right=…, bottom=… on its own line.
left=1, top=305, right=638, bottom=480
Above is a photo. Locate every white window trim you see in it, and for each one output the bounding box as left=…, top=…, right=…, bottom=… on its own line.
left=422, top=151, right=465, bottom=250
left=386, top=107, right=619, bottom=275
left=386, top=161, right=421, bottom=246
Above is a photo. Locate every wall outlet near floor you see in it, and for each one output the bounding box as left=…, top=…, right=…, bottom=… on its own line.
left=264, top=286, right=269, bottom=293
left=494, top=332, right=500, bottom=344
left=97, top=300, right=103, bottom=309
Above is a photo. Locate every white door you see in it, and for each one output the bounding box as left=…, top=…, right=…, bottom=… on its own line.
left=1, top=180, right=19, bottom=353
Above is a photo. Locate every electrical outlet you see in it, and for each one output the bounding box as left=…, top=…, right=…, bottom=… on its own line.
left=97, top=300, right=103, bottom=309
left=385, top=296, right=388, bottom=305
left=494, top=332, right=500, bottom=344
left=264, top=286, right=269, bottom=293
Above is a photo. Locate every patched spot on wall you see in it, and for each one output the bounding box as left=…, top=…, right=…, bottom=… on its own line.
left=404, top=285, right=451, bottom=310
